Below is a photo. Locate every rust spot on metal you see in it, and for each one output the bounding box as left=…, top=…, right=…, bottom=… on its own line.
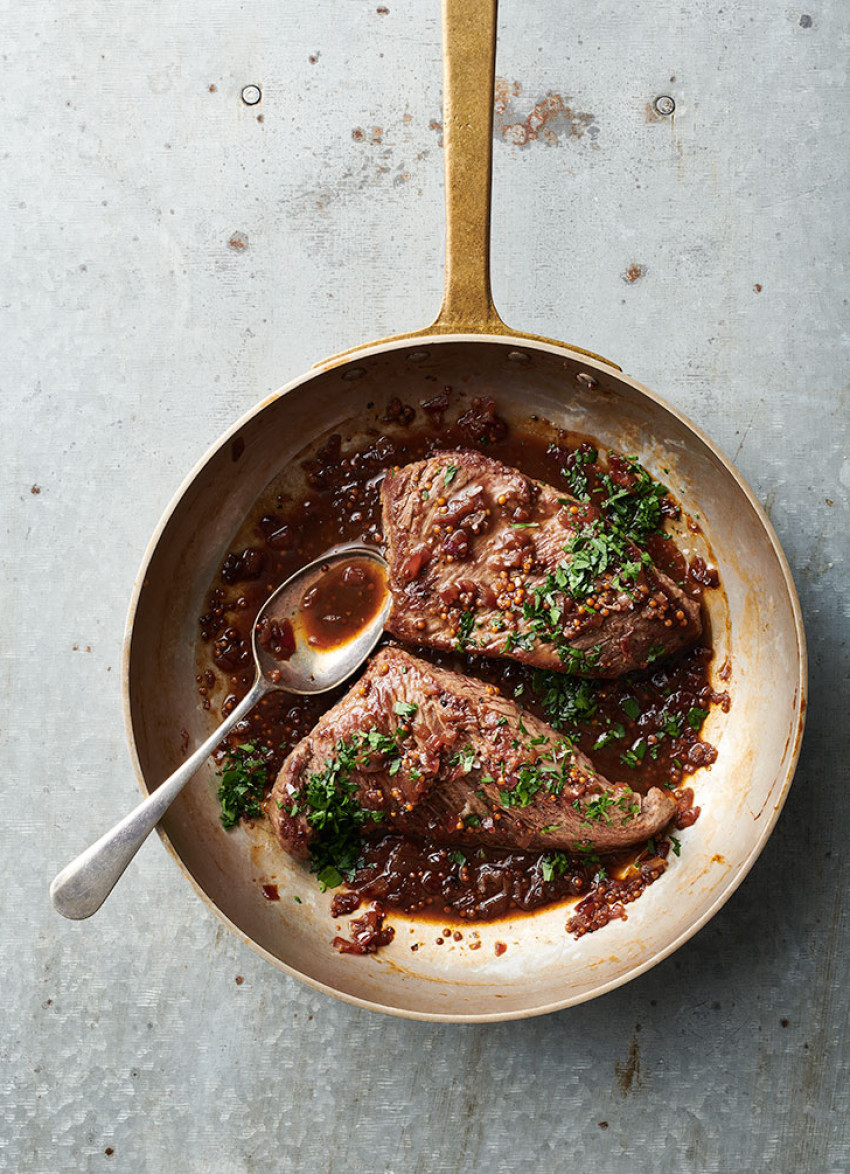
left=614, top=1034, right=642, bottom=1095
left=352, top=127, right=383, bottom=145
left=309, top=53, right=319, bottom=64
left=494, top=79, right=596, bottom=147
left=208, top=84, right=217, bottom=93
left=376, top=4, right=389, bottom=12
left=235, top=975, right=244, bottom=985
left=622, top=264, right=646, bottom=284
left=228, top=231, right=249, bottom=251
left=754, top=283, right=763, bottom=292
left=711, top=854, right=726, bottom=864
left=30, top=484, right=41, bottom=494
left=428, top=120, right=443, bottom=132
left=256, top=113, right=264, bottom=123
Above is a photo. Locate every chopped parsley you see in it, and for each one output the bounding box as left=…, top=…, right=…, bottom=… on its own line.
left=541, top=851, right=570, bottom=882
left=498, top=740, right=575, bottom=808
left=558, top=644, right=602, bottom=674
left=504, top=630, right=536, bottom=653
left=451, top=745, right=476, bottom=774
left=449, top=849, right=467, bottom=866
left=599, top=455, right=675, bottom=544
left=560, top=446, right=597, bottom=501
left=620, top=742, right=648, bottom=769
left=561, top=522, right=632, bottom=600
left=463, top=814, right=482, bottom=828
left=216, top=741, right=270, bottom=829
left=580, top=792, right=639, bottom=826
left=661, top=713, right=683, bottom=738
left=531, top=669, right=599, bottom=731
left=670, top=836, right=682, bottom=857
left=294, top=732, right=395, bottom=887
left=621, top=696, right=641, bottom=721
left=687, top=706, right=709, bottom=731
left=393, top=700, right=418, bottom=720
left=455, top=609, right=477, bottom=651
left=443, top=464, right=459, bottom=486
left=593, top=723, right=626, bottom=750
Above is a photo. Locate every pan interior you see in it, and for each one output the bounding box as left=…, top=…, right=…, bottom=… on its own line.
left=125, top=337, right=804, bottom=1019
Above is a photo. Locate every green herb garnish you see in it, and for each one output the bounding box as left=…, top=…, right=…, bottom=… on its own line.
left=294, top=732, right=393, bottom=886
left=621, top=697, right=641, bottom=721
left=531, top=669, right=599, bottom=731
left=541, top=851, right=569, bottom=882
left=455, top=609, right=476, bottom=651
left=216, top=741, right=270, bottom=829
left=599, top=455, right=675, bottom=544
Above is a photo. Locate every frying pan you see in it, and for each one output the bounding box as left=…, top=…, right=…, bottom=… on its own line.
left=124, top=0, right=806, bottom=1020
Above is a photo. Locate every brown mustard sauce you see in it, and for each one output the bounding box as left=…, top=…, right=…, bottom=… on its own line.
left=298, top=558, right=386, bottom=650
left=197, top=393, right=727, bottom=935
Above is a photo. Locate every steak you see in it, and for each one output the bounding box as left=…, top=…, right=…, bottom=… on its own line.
left=268, top=647, right=677, bottom=861
left=380, top=449, right=701, bottom=677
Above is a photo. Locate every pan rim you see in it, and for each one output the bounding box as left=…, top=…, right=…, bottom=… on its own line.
left=121, top=331, right=808, bottom=1022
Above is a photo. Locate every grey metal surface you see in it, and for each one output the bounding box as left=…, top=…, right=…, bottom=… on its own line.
left=3, top=0, right=847, bottom=1170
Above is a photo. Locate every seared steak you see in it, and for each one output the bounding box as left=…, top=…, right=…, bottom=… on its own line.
left=269, top=647, right=677, bottom=861
left=381, top=450, right=701, bottom=677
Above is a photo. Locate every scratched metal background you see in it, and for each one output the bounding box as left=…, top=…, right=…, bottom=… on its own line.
left=3, top=0, right=849, bottom=1170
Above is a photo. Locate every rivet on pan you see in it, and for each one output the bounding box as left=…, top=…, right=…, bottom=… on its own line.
left=506, top=350, right=530, bottom=363
left=341, top=366, right=367, bottom=381
left=653, top=94, right=675, bottom=116
left=241, top=85, right=262, bottom=106
left=407, top=351, right=430, bottom=362
left=576, top=372, right=599, bottom=389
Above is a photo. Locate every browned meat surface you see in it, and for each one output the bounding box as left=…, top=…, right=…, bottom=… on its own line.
left=381, top=450, right=701, bottom=677
left=268, top=647, right=677, bottom=863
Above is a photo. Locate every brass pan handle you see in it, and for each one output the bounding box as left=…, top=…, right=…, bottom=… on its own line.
left=323, top=0, right=619, bottom=370
left=431, top=0, right=503, bottom=334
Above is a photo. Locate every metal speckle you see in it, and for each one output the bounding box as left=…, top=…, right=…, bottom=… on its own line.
left=241, top=85, right=261, bottom=106
left=654, top=94, right=676, bottom=116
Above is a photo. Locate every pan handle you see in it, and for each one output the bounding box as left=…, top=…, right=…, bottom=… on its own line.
left=320, top=0, right=620, bottom=370
left=430, top=0, right=503, bottom=335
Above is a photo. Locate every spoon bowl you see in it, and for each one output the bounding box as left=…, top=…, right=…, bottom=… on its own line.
left=50, top=545, right=389, bottom=919
left=255, top=546, right=390, bottom=695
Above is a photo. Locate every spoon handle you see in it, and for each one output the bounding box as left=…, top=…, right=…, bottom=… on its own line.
left=50, top=678, right=268, bottom=920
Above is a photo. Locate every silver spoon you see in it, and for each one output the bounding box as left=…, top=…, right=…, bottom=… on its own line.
left=50, top=546, right=390, bottom=920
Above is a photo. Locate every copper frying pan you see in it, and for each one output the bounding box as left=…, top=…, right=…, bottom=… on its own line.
left=124, top=0, right=806, bottom=1020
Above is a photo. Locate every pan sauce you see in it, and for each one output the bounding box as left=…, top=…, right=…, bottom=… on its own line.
left=196, top=392, right=728, bottom=939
